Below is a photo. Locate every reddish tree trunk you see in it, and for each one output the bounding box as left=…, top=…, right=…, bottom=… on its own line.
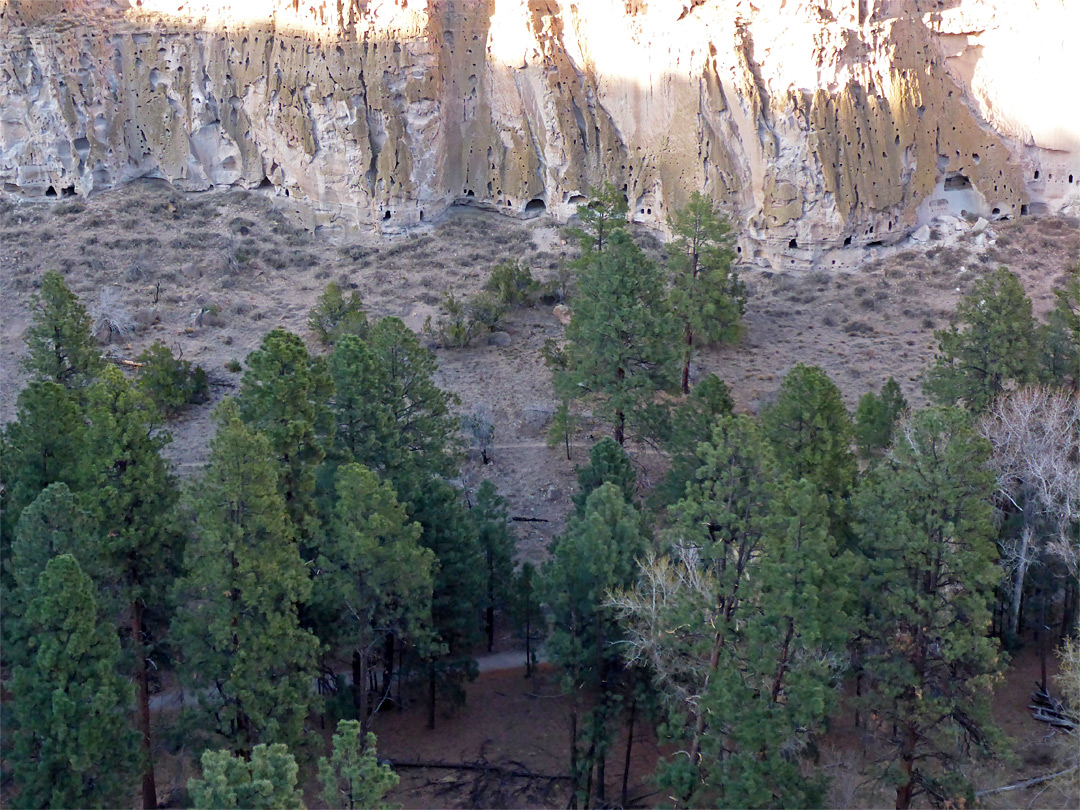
left=131, top=601, right=157, bottom=809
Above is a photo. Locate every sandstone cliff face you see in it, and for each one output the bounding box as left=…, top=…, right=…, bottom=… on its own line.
left=1, top=0, right=1077, bottom=267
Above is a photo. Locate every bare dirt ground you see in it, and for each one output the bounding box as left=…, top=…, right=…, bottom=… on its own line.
left=1, top=183, right=1077, bottom=808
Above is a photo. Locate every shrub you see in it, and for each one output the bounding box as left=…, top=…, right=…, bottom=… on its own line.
left=137, top=341, right=209, bottom=415
left=462, top=405, right=496, bottom=464
left=423, top=288, right=505, bottom=348
left=485, top=260, right=541, bottom=307
left=308, top=282, right=368, bottom=345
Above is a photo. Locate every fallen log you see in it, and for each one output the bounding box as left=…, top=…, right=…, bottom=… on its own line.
left=511, top=516, right=549, bottom=523
left=385, top=759, right=570, bottom=781
left=975, top=765, right=1079, bottom=797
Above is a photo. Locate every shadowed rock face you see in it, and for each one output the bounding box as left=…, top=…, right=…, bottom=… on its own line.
left=2, top=0, right=1077, bottom=266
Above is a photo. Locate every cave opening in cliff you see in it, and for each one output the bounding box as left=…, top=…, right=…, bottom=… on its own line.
left=525, top=199, right=546, bottom=215
left=61, top=186, right=76, bottom=197
left=45, top=186, right=57, bottom=197
left=568, top=195, right=586, bottom=206
left=788, top=238, right=798, bottom=248
left=383, top=210, right=391, bottom=220
left=258, top=177, right=274, bottom=190
left=944, top=173, right=973, bottom=191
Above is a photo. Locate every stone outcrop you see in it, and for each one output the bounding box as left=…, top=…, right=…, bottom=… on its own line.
left=1, top=0, right=1077, bottom=267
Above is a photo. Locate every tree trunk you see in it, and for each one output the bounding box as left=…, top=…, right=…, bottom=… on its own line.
left=895, top=722, right=918, bottom=809
left=615, top=366, right=626, bottom=446
left=427, top=665, right=436, bottom=730
left=569, top=710, right=580, bottom=810
left=525, top=606, right=533, bottom=679
left=681, top=327, right=693, bottom=394
left=131, top=601, right=157, bottom=809
left=353, top=648, right=371, bottom=735
left=383, top=633, right=396, bottom=708
left=486, top=605, right=495, bottom=653
left=621, top=695, right=636, bottom=809
left=1008, top=525, right=1033, bottom=641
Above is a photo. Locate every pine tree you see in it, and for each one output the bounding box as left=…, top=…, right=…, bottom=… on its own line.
left=853, top=376, right=907, bottom=460
left=655, top=373, right=734, bottom=508
left=318, top=721, right=399, bottom=810
left=21, top=269, right=103, bottom=388
left=544, top=483, right=647, bottom=807
left=11, top=554, right=139, bottom=809
left=556, top=230, right=680, bottom=445
left=81, top=364, right=180, bottom=809
left=313, top=463, right=433, bottom=733
left=406, top=478, right=485, bottom=729
left=173, top=403, right=320, bottom=754
left=471, top=480, right=516, bottom=652
left=189, top=744, right=305, bottom=809
left=924, top=266, right=1041, bottom=412
left=761, top=363, right=856, bottom=539
left=613, top=419, right=853, bottom=808
left=566, top=183, right=629, bottom=267
left=0, top=380, right=87, bottom=582
left=572, top=436, right=636, bottom=515
left=4, top=484, right=90, bottom=668
left=510, top=562, right=545, bottom=678
left=1040, top=263, right=1079, bottom=390
left=666, top=192, right=746, bottom=393
left=854, top=407, right=1004, bottom=809
left=327, top=334, right=396, bottom=472
left=238, top=329, right=333, bottom=539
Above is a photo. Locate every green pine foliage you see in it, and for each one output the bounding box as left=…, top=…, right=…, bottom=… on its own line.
left=666, top=192, right=746, bottom=393
left=173, top=403, right=320, bottom=753
left=4, top=484, right=90, bottom=668
left=136, top=341, right=209, bottom=415
left=617, top=416, right=852, bottom=808
left=572, top=436, right=636, bottom=515
left=556, top=229, right=680, bottom=445
left=472, top=480, right=516, bottom=652
left=238, top=328, right=333, bottom=538
left=543, top=483, right=647, bottom=807
left=309, top=281, right=369, bottom=345
left=1040, top=263, right=1079, bottom=389
left=923, top=266, right=1041, bottom=412
left=853, top=376, right=907, bottom=460
left=11, top=554, right=139, bottom=809
left=509, top=562, right=545, bottom=678
left=22, top=269, right=103, bottom=388
left=854, top=407, right=1004, bottom=809
left=318, top=722, right=399, bottom=810
left=566, top=183, right=629, bottom=265
left=313, top=463, right=433, bottom=732
left=0, top=380, right=87, bottom=581
left=189, top=744, right=305, bottom=809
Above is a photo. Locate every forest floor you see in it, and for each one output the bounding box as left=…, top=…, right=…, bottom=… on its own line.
left=1, top=182, right=1077, bottom=808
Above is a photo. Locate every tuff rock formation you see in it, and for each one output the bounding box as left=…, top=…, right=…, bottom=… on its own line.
left=1, top=0, right=1077, bottom=267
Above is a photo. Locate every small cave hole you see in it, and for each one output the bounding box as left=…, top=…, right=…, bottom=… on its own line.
left=61, top=185, right=76, bottom=197
left=45, top=186, right=57, bottom=197
left=646, top=208, right=652, bottom=215
left=524, top=198, right=546, bottom=213
left=383, top=210, right=391, bottom=221
left=991, top=207, right=1001, bottom=215
left=1020, top=204, right=1029, bottom=215
left=568, top=194, right=586, bottom=205
left=736, top=246, right=742, bottom=254
left=419, top=210, right=424, bottom=221
left=1070, top=174, right=1075, bottom=184
left=1034, top=170, right=1040, bottom=179
left=258, top=176, right=274, bottom=189
left=843, top=236, right=852, bottom=246
left=466, top=189, right=475, bottom=197
left=944, top=173, right=972, bottom=190
left=788, top=238, right=798, bottom=249
left=972, top=153, right=980, bottom=164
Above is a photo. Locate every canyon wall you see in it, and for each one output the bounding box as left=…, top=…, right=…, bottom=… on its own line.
left=1, top=0, right=1077, bottom=267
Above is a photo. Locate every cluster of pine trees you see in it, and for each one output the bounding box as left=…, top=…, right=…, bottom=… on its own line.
left=1, top=187, right=1076, bottom=810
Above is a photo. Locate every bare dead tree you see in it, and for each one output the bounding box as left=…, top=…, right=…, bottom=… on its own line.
left=979, top=386, right=1080, bottom=639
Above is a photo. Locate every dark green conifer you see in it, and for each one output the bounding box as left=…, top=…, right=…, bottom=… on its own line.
left=21, top=269, right=103, bottom=388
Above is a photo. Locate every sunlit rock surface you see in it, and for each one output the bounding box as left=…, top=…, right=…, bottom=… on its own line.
left=2, top=0, right=1077, bottom=266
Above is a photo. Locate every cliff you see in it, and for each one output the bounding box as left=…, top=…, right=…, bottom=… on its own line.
left=1, top=0, right=1077, bottom=267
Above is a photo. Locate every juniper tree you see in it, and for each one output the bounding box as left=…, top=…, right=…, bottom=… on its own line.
left=924, top=266, right=1041, bottom=412
left=854, top=407, right=1004, bottom=809
left=309, top=281, right=369, bottom=345
left=189, top=744, right=304, bottom=810
left=173, top=403, right=319, bottom=754
left=471, top=480, right=516, bottom=651
left=318, top=722, right=399, bottom=810
left=666, top=192, right=746, bottom=393
left=238, top=329, right=333, bottom=540
left=544, top=483, right=647, bottom=807
left=11, top=554, right=139, bottom=809
left=80, top=364, right=180, bottom=809
left=21, top=269, right=103, bottom=388
left=314, top=463, right=433, bottom=732
left=555, top=230, right=680, bottom=445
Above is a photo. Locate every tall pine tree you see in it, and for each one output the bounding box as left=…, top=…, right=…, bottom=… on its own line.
left=173, top=403, right=320, bottom=754
left=21, top=269, right=103, bottom=388
left=11, top=554, right=139, bottom=809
